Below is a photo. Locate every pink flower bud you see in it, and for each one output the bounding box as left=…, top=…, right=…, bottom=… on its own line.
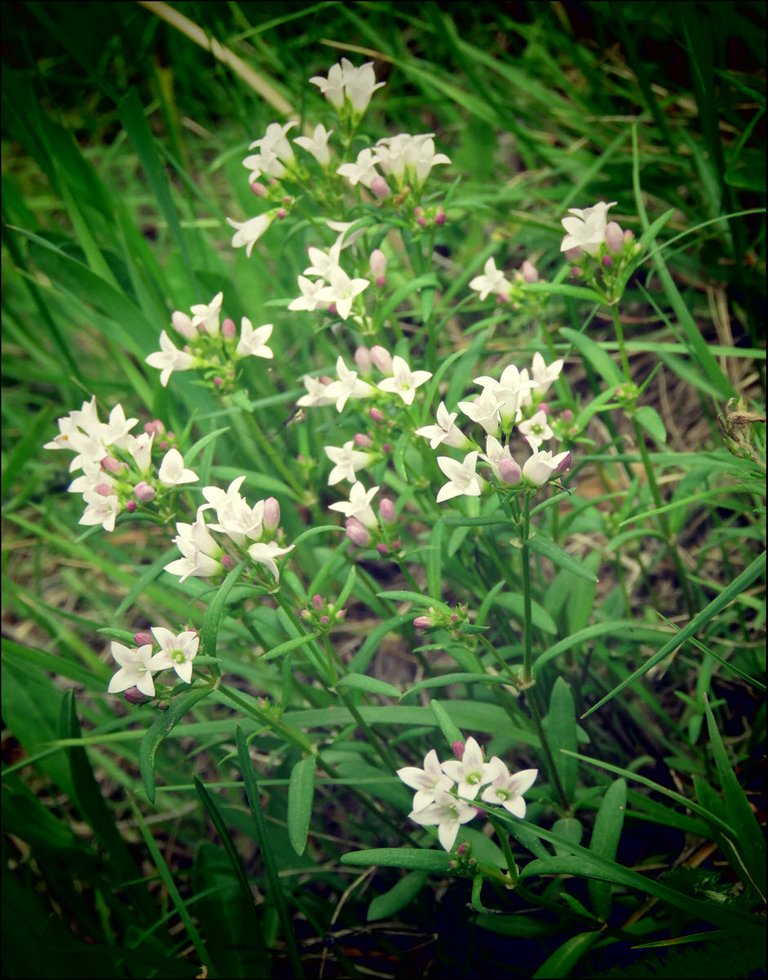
left=434, top=207, right=446, bottom=226
left=604, top=221, right=624, bottom=254
left=570, top=267, right=582, bottom=278
left=221, top=317, right=237, bottom=340
left=555, top=451, right=573, bottom=475
left=379, top=497, right=396, bottom=524
left=354, top=433, right=373, bottom=449
left=124, top=687, right=152, bottom=704
left=538, top=402, right=550, bottom=415
left=370, top=175, right=390, bottom=199
left=133, top=481, right=156, bottom=503
left=125, top=500, right=137, bottom=512
left=369, top=249, right=387, bottom=283
left=328, top=303, right=338, bottom=316
left=213, top=377, right=224, bottom=388
left=521, top=259, right=539, bottom=283
left=354, top=346, right=373, bottom=375
left=498, top=457, right=522, bottom=485
left=413, top=616, right=432, bottom=630
left=452, top=740, right=465, bottom=760
left=561, top=409, right=573, bottom=422
left=602, top=255, right=613, bottom=268
left=144, top=419, right=165, bottom=437
left=369, top=407, right=385, bottom=424
left=376, top=542, right=390, bottom=556
left=95, top=483, right=115, bottom=497
left=336, top=608, right=346, bottom=620
left=250, top=181, right=268, bottom=197
left=370, top=346, right=393, bottom=374
left=455, top=842, right=470, bottom=857
left=391, top=538, right=402, bottom=550
left=133, top=631, right=153, bottom=646
left=263, top=497, right=281, bottom=531
left=276, top=208, right=287, bottom=219
left=624, top=229, right=635, bottom=242
left=222, top=554, right=235, bottom=569
left=282, top=196, right=292, bottom=206
left=312, top=593, right=324, bottom=611
left=100, top=456, right=125, bottom=475
left=319, top=614, right=330, bottom=625
left=381, top=442, right=392, bottom=455
left=345, top=517, right=371, bottom=547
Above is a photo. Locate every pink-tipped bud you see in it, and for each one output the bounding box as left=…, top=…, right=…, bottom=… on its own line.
left=381, top=442, right=393, bottom=455
left=370, top=345, right=393, bottom=374
left=345, top=517, right=371, bottom=548
left=336, top=608, right=346, bottom=621
left=144, top=419, right=165, bottom=438
left=498, top=458, right=522, bottom=485
left=602, top=255, right=613, bottom=268
left=328, top=303, right=338, bottom=316
left=452, top=740, right=465, bottom=760
left=391, top=538, right=402, bottom=550
left=133, top=631, right=153, bottom=646
left=221, top=554, right=235, bottom=569
left=282, top=196, right=292, bottom=206
left=213, top=377, right=224, bottom=388
left=434, top=207, right=446, bottom=226
left=604, top=221, right=624, bottom=254
left=101, top=456, right=125, bottom=476
left=413, top=616, right=432, bottom=630
left=354, top=346, right=373, bottom=375
left=312, top=593, right=324, bottom=611
left=562, top=409, right=573, bottom=422
left=624, top=229, right=635, bottom=242
left=369, top=407, right=385, bottom=424
left=124, top=687, right=152, bottom=704
left=376, top=542, right=390, bottom=555
left=171, top=311, right=197, bottom=341
left=319, top=614, right=330, bottom=625
left=379, top=497, right=396, bottom=524
left=370, top=175, right=390, bottom=199
left=556, top=451, right=573, bottom=476
left=133, top=481, right=156, bottom=503
left=521, top=259, right=539, bottom=283
left=455, top=842, right=470, bottom=857
left=369, top=249, right=387, bottom=283
left=539, top=402, right=551, bottom=416
left=95, top=483, right=115, bottom=497
left=250, top=181, right=268, bottom=197
left=263, top=497, right=280, bottom=531
left=276, top=208, right=287, bottom=219
left=221, top=317, right=237, bottom=340
left=354, top=433, right=373, bottom=448
left=125, top=500, right=137, bottom=512
left=570, top=267, right=582, bottom=278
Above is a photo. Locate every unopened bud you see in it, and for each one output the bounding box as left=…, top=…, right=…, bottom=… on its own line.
left=133, top=631, right=153, bottom=646
left=250, top=181, right=268, bottom=197
left=213, top=377, right=224, bottom=388
left=263, top=496, right=281, bottom=531
left=555, top=451, right=573, bottom=476
left=561, top=409, right=573, bottom=422
left=171, top=311, right=196, bottom=340
left=125, top=500, right=137, bottom=512
left=369, top=407, right=385, bottom=423
left=415, top=206, right=427, bottom=227
left=221, top=317, right=237, bottom=340
left=354, top=433, right=373, bottom=448
left=221, top=554, right=235, bottom=569
left=624, top=229, right=635, bottom=242
left=124, top=687, right=152, bottom=705
left=369, top=249, right=387, bottom=284
left=452, top=740, right=465, bottom=760
left=101, top=456, right=125, bottom=476
left=499, top=458, right=522, bottom=485
left=133, top=481, right=156, bottom=503
left=570, top=267, right=582, bottom=278
left=379, top=497, right=396, bottom=524
left=319, top=614, right=330, bottom=625
left=376, top=542, right=390, bottom=556
left=381, top=442, right=392, bottom=455
left=434, top=207, right=446, bottom=226
left=370, top=175, right=390, bottom=199
left=602, top=255, right=613, bottom=268
left=312, top=593, right=324, bottom=611
left=144, top=419, right=165, bottom=438
left=345, top=517, right=371, bottom=547
left=276, top=208, right=287, bottom=219
left=521, top=259, right=539, bottom=283
left=604, top=221, right=624, bottom=254
left=95, top=483, right=115, bottom=497
left=354, top=346, right=373, bottom=375
left=413, top=616, right=433, bottom=630
left=455, top=842, right=470, bottom=857
left=370, top=346, right=393, bottom=374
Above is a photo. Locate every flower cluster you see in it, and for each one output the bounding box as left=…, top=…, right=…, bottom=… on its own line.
left=44, top=398, right=197, bottom=532
left=164, top=477, right=293, bottom=585
left=108, top=627, right=199, bottom=700
left=469, top=256, right=541, bottom=304
left=338, top=133, right=451, bottom=196
left=560, top=201, right=642, bottom=303
left=415, top=352, right=572, bottom=501
left=145, top=291, right=274, bottom=391
left=288, top=238, right=370, bottom=322
left=397, top=738, right=538, bottom=851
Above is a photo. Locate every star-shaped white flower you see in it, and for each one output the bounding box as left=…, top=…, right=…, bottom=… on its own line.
left=328, top=481, right=379, bottom=528
left=517, top=410, right=554, bottom=450
left=293, top=123, right=333, bottom=167
left=440, top=737, right=497, bottom=800
left=408, top=790, right=477, bottom=851
left=316, top=267, right=369, bottom=320
left=288, top=275, right=328, bottom=314
left=146, top=330, right=196, bottom=387
left=376, top=356, right=432, bottom=406
left=247, top=541, right=294, bottom=581
left=190, top=292, right=223, bottom=337
left=480, top=760, right=538, bottom=817
left=415, top=402, right=469, bottom=450
left=560, top=201, right=617, bottom=256
left=531, top=352, right=564, bottom=394
left=304, top=242, right=342, bottom=279
left=80, top=489, right=121, bottom=532
left=457, top=388, right=503, bottom=436
left=522, top=449, right=572, bottom=487
left=157, top=448, right=198, bottom=487
left=337, top=147, right=382, bottom=189
left=164, top=507, right=223, bottom=582
left=297, top=375, right=336, bottom=408
left=435, top=452, right=484, bottom=503
left=324, top=357, right=375, bottom=412
left=227, top=213, right=274, bottom=257
left=397, top=749, right=454, bottom=811
left=237, top=318, right=273, bottom=359
left=148, top=627, right=199, bottom=684
left=108, top=641, right=156, bottom=697
left=469, top=257, right=512, bottom=301
left=324, top=441, right=371, bottom=485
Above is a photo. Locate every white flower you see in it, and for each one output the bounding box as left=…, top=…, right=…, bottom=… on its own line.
left=171, top=309, right=197, bottom=341
left=397, top=749, right=454, bottom=811
left=309, top=61, right=346, bottom=108
left=100, top=404, right=140, bottom=449
left=316, top=267, right=369, bottom=320
left=164, top=507, right=223, bottom=582
left=203, top=477, right=262, bottom=545
left=457, top=388, right=503, bottom=436
left=480, top=760, right=538, bottom=818
left=435, top=451, right=484, bottom=503
left=560, top=200, right=617, bottom=256
left=337, top=147, right=382, bottom=189
left=374, top=133, right=450, bottom=188
left=108, top=641, right=156, bottom=697
left=480, top=435, right=519, bottom=481
left=148, top=627, right=199, bottom=684
left=146, top=330, right=196, bottom=387
left=328, top=481, right=379, bottom=528
left=247, top=540, right=294, bottom=581
left=522, top=449, right=572, bottom=487
left=158, top=448, right=198, bottom=487
left=293, top=123, right=333, bottom=167
left=469, top=257, right=512, bottom=301
left=376, top=355, right=432, bottom=406
left=310, top=58, right=385, bottom=115
left=531, top=352, right=564, bottom=394
left=288, top=275, right=328, bottom=313
left=67, top=459, right=111, bottom=496
left=304, top=242, right=342, bottom=279
left=80, top=489, right=120, bottom=532
left=415, top=402, right=470, bottom=450
left=297, top=375, right=336, bottom=408
left=324, top=357, right=375, bottom=412
left=408, top=789, right=477, bottom=851
left=126, top=432, right=154, bottom=475
left=190, top=291, right=223, bottom=337
left=237, top=318, right=273, bottom=359
left=473, top=364, right=539, bottom=427
left=517, top=410, right=554, bottom=450
left=243, top=121, right=297, bottom=180
left=324, top=441, right=371, bottom=485
left=227, top=213, right=274, bottom=257
left=440, top=737, right=496, bottom=800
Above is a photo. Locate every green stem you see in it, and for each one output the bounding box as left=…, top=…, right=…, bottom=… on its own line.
left=610, top=304, right=632, bottom=382
left=527, top=690, right=570, bottom=812
left=520, top=495, right=534, bottom=686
